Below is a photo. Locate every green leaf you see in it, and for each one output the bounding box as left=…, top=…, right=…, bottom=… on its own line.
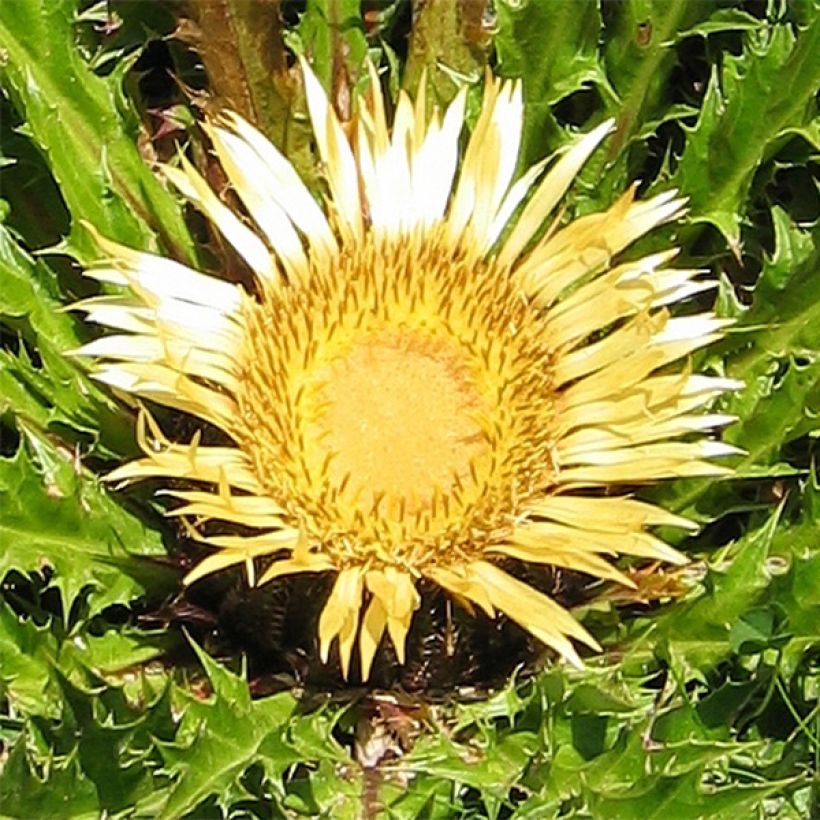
left=403, top=0, right=492, bottom=104
left=0, top=739, right=101, bottom=820
left=669, top=19, right=820, bottom=247
left=0, top=0, right=195, bottom=261
left=0, top=609, right=175, bottom=814
left=0, top=595, right=168, bottom=721
left=587, top=770, right=797, bottom=819
left=495, top=0, right=606, bottom=166
left=0, top=224, right=79, bottom=351
left=399, top=727, right=539, bottom=816
left=158, top=640, right=355, bottom=818
left=0, top=427, right=164, bottom=615
left=579, top=0, right=765, bottom=211
left=0, top=222, right=133, bottom=455
left=292, top=0, right=368, bottom=92
left=672, top=7, right=766, bottom=41
left=0, top=602, right=59, bottom=718
left=657, top=507, right=781, bottom=675
left=53, top=670, right=158, bottom=813
left=769, top=475, right=820, bottom=663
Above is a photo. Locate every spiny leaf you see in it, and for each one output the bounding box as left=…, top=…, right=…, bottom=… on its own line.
left=158, top=639, right=354, bottom=818
left=669, top=18, right=820, bottom=248
left=768, top=474, right=820, bottom=665
left=0, top=602, right=59, bottom=718
left=389, top=730, right=538, bottom=818
left=0, top=596, right=168, bottom=720
left=586, top=769, right=799, bottom=819
left=0, top=222, right=132, bottom=456
left=0, top=739, right=101, bottom=820
left=657, top=506, right=782, bottom=675
left=53, top=670, right=158, bottom=813
left=0, top=0, right=195, bottom=262
left=0, top=427, right=164, bottom=616
left=495, top=0, right=606, bottom=167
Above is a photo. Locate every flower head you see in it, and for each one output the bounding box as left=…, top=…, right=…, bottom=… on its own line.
left=76, top=62, right=737, bottom=679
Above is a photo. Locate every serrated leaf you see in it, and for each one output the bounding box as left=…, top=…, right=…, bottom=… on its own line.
left=671, top=7, right=765, bottom=41
left=669, top=19, right=820, bottom=246
left=657, top=507, right=781, bottom=675
left=768, top=476, right=820, bottom=669
left=718, top=208, right=819, bottom=460
left=0, top=740, right=101, bottom=820
left=587, top=769, right=797, bottom=819
left=0, top=596, right=168, bottom=721
left=0, top=629, right=175, bottom=815
left=0, top=222, right=132, bottom=455
left=575, top=0, right=763, bottom=211
left=0, top=0, right=195, bottom=262
left=0, top=428, right=164, bottom=615
left=53, top=670, right=157, bottom=813
left=158, top=640, right=354, bottom=819
left=401, top=728, right=539, bottom=814
left=495, top=0, right=606, bottom=166
left=0, top=602, right=59, bottom=718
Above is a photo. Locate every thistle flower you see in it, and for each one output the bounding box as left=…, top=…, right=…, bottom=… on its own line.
left=76, top=63, right=738, bottom=679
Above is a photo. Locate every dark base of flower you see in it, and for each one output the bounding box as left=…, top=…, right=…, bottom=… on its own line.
left=178, top=560, right=590, bottom=696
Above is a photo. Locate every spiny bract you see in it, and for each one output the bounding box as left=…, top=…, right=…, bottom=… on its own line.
left=76, top=62, right=738, bottom=679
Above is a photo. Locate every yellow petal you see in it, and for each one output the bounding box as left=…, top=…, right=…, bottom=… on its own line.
left=160, top=487, right=287, bottom=529
left=425, top=565, right=495, bottom=617
left=366, top=568, right=420, bottom=665
left=466, top=561, right=599, bottom=667
left=556, top=412, right=737, bottom=457
left=523, top=494, right=697, bottom=534
left=82, top=224, right=243, bottom=312
left=499, top=119, right=614, bottom=265
left=183, top=529, right=300, bottom=587
left=489, top=542, right=634, bottom=586
left=359, top=591, right=387, bottom=680
left=221, top=111, right=337, bottom=258
left=318, top=568, right=364, bottom=676
left=256, top=553, right=334, bottom=587
left=559, top=374, right=742, bottom=431
left=106, top=411, right=259, bottom=491
left=205, top=122, right=309, bottom=283
left=518, top=188, right=685, bottom=307
left=162, top=156, right=278, bottom=284
left=411, top=88, right=466, bottom=226
left=553, top=310, right=666, bottom=385
left=510, top=521, right=687, bottom=565
left=94, top=362, right=236, bottom=430
left=300, top=58, right=363, bottom=240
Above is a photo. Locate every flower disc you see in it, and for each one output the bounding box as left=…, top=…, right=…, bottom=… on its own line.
left=236, top=228, right=556, bottom=571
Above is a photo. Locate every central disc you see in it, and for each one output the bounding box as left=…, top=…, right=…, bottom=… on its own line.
left=304, top=330, right=492, bottom=522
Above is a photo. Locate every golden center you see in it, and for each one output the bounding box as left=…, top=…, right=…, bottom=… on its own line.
left=302, top=329, right=492, bottom=521
left=236, top=232, right=559, bottom=565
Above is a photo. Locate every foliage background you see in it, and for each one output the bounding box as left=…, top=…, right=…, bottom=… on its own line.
left=0, top=0, right=818, bottom=816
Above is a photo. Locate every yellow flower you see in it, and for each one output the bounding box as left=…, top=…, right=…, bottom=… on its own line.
left=76, top=62, right=738, bottom=679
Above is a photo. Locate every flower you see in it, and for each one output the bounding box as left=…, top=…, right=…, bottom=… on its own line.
left=75, top=62, right=738, bottom=679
